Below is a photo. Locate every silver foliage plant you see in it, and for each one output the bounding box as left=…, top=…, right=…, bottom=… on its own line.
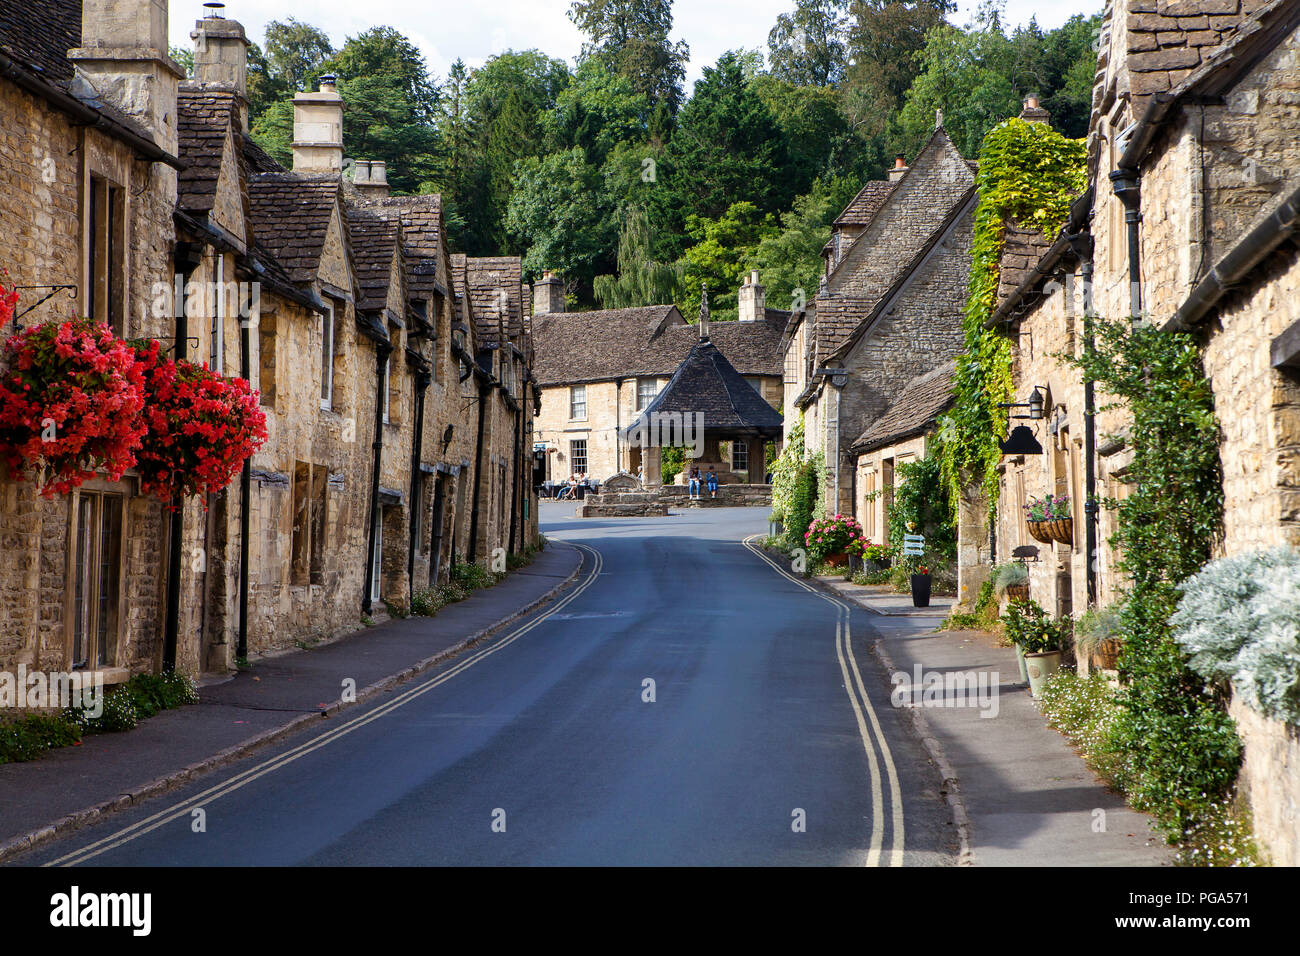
left=1170, top=547, right=1300, bottom=725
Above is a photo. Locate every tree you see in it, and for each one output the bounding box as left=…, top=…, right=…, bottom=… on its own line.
left=678, top=201, right=778, bottom=321
left=261, top=18, right=334, bottom=100
left=325, top=26, right=440, bottom=121
left=593, top=205, right=685, bottom=309
left=750, top=74, right=859, bottom=196
left=505, top=148, right=619, bottom=293
left=544, top=59, right=652, bottom=166
left=750, top=176, right=860, bottom=310
left=843, top=0, right=952, bottom=138
left=649, top=52, right=789, bottom=260
left=567, top=0, right=689, bottom=132
left=766, top=0, right=850, bottom=87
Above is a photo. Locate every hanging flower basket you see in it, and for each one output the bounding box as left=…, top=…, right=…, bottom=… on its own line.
left=1005, top=582, right=1030, bottom=602
left=1046, top=516, right=1074, bottom=546
left=0, top=316, right=148, bottom=495
left=1026, top=519, right=1054, bottom=544
left=132, top=344, right=268, bottom=506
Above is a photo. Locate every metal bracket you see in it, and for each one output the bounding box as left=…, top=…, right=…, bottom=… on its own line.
left=11, top=285, right=78, bottom=328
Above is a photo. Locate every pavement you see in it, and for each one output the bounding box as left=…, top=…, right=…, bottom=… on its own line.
left=812, top=574, right=1174, bottom=866
left=0, top=541, right=583, bottom=862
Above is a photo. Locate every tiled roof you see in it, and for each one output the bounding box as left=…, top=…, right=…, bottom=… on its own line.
left=1125, top=0, right=1272, bottom=110
left=532, top=309, right=785, bottom=386
left=243, top=137, right=285, bottom=174
left=996, top=222, right=1054, bottom=312
left=465, top=257, right=523, bottom=346
left=247, top=174, right=342, bottom=284
left=851, top=361, right=956, bottom=452
left=834, top=181, right=895, bottom=227
left=177, top=86, right=239, bottom=214
left=350, top=194, right=446, bottom=298
left=0, top=0, right=78, bottom=86
left=347, top=209, right=401, bottom=313
left=627, top=338, right=783, bottom=439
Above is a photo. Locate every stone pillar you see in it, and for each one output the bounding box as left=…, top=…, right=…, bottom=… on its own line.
left=533, top=272, right=565, bottom=316
left=644, top=445, right=662, bottom=488
left=68, top=0, right=184, bottom=155
left=293, top=76, right=344, bottom=173
left=748, top=437, right=766, bottom=482
left=738, top=270, right=765, bottom=323
left=191, top=6, right=250, bottom=129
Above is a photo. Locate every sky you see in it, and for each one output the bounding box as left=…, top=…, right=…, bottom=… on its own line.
left=170, top=1, right=1102, bottom=91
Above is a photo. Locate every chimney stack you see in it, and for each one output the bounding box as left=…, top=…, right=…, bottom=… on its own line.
left=353, top=159, right=390, bottom=199
left=888, top=154, right=908, bottom=183
left=738, top=270, right=765, bottom=323
left=532, top=271, right=565, bottom=316
left=68, top=0, right=184, bottom=154
left=191, top=3, right=251, bottom=129
left=293, top=75, right=345, bottom=173
left=1019, top=95, right=1051, bottom=125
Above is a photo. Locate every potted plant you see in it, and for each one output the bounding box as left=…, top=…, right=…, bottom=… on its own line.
left=863, top=543, right=892, bottom=572
left=1074, top=604, right=1123, bottom=672
left=804, top=513, right=865, bottom=568
left=1002, top=599, right=1065, bottom=698
left=1023, top=494, right=1073, bottom=547
left=992, top=561, right=1030, bottom=602
left=910, top=562, right=932, bottom=607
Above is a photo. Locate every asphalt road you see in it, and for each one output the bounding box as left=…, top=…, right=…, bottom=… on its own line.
left=21, top=504, right=954, bottom=866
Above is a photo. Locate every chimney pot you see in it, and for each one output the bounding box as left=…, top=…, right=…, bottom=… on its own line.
left=204, top=2, right=225, bottom=17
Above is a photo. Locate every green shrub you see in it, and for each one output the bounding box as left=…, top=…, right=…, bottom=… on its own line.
left=451, top=562, right=493, bottom=593
left=1075, top=602, right=1124, bottom=657
left=0, top=713, right=82, bottom=763
left=991, top=561, right=1028, bottom=594
left=1001, top=599, right=1067, bottom=653
left=1170, top=547, right=1300, bottom=725
left=411, top=588, right=443, bottom=617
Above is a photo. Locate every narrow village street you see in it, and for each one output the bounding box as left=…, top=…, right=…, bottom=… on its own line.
left=14, top=506, right=954, bottom=866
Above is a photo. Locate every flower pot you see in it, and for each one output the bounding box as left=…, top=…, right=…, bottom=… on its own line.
left=910, top=573, right=931, bottom=607
left=1004, top=583, right=1030, bottom=602
left=1047, top=517, right=1074, bottom=546
left=1025, top=649, right=1062, bottom=699
left=1026, top=520, right=1054, bottom=544
left=1090, top=637, right=1122, bottom=671
left=1015, top=644, right=1029, bottom=684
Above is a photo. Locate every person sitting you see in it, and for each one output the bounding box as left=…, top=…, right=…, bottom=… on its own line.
left=688, top=466, right=701, bottom=500
left=706, top=466, right=719, bottom=498
left=556, top=475, right=578, bottom=500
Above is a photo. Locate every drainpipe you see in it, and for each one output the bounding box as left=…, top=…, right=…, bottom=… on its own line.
left=1067, top=227, right=1098, bottom=608
left=236, top=291, right=253, bottom=661
left=467, top=378, right=488, bottom=563
left=163, top=244, right=200, bottom=672
left=407, top=368, right=431, bottom=606
left=1109, top=169, right=1143, bottom=320
left=362, top=339, right=393, bottom=614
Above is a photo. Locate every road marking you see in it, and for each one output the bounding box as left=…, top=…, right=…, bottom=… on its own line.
left=46, top=543, right=603, bottom=867
left=742, top=535, right=905, bottom=867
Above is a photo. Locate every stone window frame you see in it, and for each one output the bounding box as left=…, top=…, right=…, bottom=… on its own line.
left=570, top=439, right=588, bottom=475
left=85, top=171, right=126, bottom=336
left=63, top=477, right=132, bottom=681
left=636, top=377, right=658, bottom=411
left=569, top=384, right=587, bottom=421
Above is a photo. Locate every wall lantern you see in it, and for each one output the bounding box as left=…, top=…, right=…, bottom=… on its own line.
left=998, top=386, right=1046, bottom=420
left=999, top=425, right=1043, bottom=456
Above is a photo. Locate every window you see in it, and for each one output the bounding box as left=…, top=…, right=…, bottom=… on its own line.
left=70, top=490, right=123, bottom=670
left=321, top=302, right=335, bottom=409
left=259, top=314, right=277, bottom=407
left=636, top=377, right=658, bottom=410
left=731, top=441, right=748, bottom=473
left=570, top=439, right=587, bottom=474
left=569, top=384, right=586, bottom=420
left=370, top=508, right=383, bottom=603
left=291, top=462, right=328, bottom=585
left=87, top=175, right=124, bottom=333
left=211, top=254, right=225, bottom=374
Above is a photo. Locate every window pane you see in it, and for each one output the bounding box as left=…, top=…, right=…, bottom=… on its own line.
left=321, top=306, right=334, bottom=404
left=570, top=385, right=586, bottom=419
left=371, top=508, right=383, bottom=602
left=96, top=496, right=122, bottom=666
left=72, top=496, right=93, bottom=669
left=571, top=440, right=587, bottom=474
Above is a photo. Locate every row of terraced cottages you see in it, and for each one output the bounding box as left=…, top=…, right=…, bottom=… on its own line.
left=0, top=0, right=539, bottom=683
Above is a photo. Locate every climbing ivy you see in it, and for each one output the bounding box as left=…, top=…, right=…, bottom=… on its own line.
left=937, top=118, right=1088, bottom=517
left=1068, top=316, right=1241, bottom=840
left=886, top=454, right=956, bottom=564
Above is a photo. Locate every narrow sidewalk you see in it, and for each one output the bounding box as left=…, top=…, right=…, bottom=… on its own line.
left=818, top=576, right=1174, bottom=866
left=0, top=542, right=583, bottom=861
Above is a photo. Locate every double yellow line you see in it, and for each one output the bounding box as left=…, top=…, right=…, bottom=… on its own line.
left=743, top=535, right=905, bottom=867
left=47, top=542, right=603, bottom=867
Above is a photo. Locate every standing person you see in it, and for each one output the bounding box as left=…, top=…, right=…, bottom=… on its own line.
left=636, top=464, right=645, bottom=485
left=706, top=466, right=719, bottom=499
left=688, top=465, right=701, bottom=500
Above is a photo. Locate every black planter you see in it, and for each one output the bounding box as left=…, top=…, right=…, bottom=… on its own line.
left=910, top=573, right=932, bottom=607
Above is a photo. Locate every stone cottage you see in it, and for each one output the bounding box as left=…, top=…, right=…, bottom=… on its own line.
left=782, top=128, right=975, bottom=523
left=983, top=0, right=1300, bottom=864
left=531, top=272, right=786, bottom=483
left=0, top=0, right=538, bottom=693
